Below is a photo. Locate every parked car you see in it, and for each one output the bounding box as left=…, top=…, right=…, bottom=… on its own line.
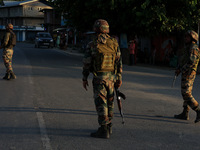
left=35, top=32, right=53, bottom=48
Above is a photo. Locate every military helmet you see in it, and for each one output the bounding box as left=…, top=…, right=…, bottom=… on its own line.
left=93, top=19, right=109, bottom=34
left=186, top=30, right=198, bottom=42
left=6, top=23, right=13, bottom=30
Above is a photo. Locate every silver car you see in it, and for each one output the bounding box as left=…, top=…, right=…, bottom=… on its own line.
left=35, top=32, right=53, bottom=48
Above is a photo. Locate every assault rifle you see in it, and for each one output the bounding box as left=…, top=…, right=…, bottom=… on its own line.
left=171, top=73, right=177, bottom=88
left=172, top=65, right=180, bottom=88
left=114, top=86, right=126, bottom=124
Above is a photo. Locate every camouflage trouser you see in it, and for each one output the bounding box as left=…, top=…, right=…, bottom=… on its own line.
left=181, top=70, right=199, bottom=110
left=2, top=49, right=13, bottom=73
left=93, top=77, right=114, bottom=125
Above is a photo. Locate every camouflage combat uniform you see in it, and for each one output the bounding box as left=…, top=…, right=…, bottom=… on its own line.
left=174, top=30, right=200, bottom=123
left=2, top=31, right=14, bottom=73
left=1, top=23, right=16, bottom=80
left=82, top=33, right=122, bottom=126
left=179, top=42, right=200, bottom=111
left=82, top=19, right=122, bottom=138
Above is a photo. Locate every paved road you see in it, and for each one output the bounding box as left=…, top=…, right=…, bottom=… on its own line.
left=0, top=43, right=200, bottom=150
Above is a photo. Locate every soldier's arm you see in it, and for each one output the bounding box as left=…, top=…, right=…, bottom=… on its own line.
left=82, top=42, right=93, bottom=81
left=116, top=46, right=123, bottom=81
left=2, top=32, right=10, bottom=48
left=181, top=45, right=199, bottom=73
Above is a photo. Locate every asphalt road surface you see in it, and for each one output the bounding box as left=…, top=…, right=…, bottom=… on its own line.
left=0, top=43, right=200, bottom=150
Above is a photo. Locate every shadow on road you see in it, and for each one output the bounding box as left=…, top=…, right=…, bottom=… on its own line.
left=0, top=126, right=92, bottom=137
left=0, top=107, right=188, bottom=125
left=124, top=113, right=189, bottom=124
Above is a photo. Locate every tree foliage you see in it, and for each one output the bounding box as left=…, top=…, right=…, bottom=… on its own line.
left=49, top=0, right=200, bottom=36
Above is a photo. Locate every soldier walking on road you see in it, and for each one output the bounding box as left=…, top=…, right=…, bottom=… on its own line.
left=82, top=19, right=123, bottom=139
left=0, top=23, right=16, bottom=80
left=174, top=30, right=200, bottom=123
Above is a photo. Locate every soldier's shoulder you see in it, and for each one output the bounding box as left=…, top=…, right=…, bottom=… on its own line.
left=4, top=32, right=10, bottom=39
left=10, top=30, right=15, bottom=35
left=5, top=31, right=10, bottom=35
left=109, top=36, right=118, bottom=45
left=190, top=43, right=200, bottom=56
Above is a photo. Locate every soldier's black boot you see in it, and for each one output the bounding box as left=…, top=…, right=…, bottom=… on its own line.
left=3, top=72, right=11, bottom=80
left=90, top=125, right=109, bottom=139
left=108, top=123, right=112, bottom=134
left=174, top=107, right=189, bottom=120
left=194, top=106, right=200, bottom=123
left=10, top=71, right=16, bottom=79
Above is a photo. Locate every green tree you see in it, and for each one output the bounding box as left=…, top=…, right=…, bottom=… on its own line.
left=51, top=0, right=200, bottom=36
left=134, top=0, right=200, bottom=35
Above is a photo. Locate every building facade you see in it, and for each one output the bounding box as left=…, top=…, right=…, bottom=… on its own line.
left=42, top=8, right=61, bottom=33
left=0, top=0, right=53, bottom=41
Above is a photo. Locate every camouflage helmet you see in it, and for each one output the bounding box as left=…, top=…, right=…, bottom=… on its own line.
left=93, top=19, right=109, bottom=34
left=6, top=23, right=13, bottom=30
left=186, top=30, right=198, bottom=42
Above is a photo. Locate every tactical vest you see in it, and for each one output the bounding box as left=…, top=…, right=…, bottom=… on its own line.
left=93, top=37, right=118, bottom=72
left=2, top=31, right=16, bottom=48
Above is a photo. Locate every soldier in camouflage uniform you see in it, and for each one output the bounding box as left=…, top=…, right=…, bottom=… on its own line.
left=82, top=19, right=122, bottom=139
left=174, top=30, right=200, bottom=123
left=0, top=23, right=16, bottom=80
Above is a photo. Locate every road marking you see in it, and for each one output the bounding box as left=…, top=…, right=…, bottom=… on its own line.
left=16, top=44, right=52, bottom=150
left=36, top=111, right=53, bottom=150
left=27, top=73, right=52, bottom=150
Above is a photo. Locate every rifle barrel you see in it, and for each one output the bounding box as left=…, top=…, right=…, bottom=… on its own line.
left=115, top=87, right=125, bottom=124
left=171, top=75, right=177, bottom=88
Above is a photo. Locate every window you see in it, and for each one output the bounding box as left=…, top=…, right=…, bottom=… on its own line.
left=12, top=19, right=15, bottom=26
left=28, top=7, right=32, bottom=11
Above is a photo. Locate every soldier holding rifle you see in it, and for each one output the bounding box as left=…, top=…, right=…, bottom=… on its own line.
left=82, top=19, right=122, bottom=139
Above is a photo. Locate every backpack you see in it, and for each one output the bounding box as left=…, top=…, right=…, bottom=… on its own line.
left=8, top=31, right=16, bottom=47
left=93, top=37, right=118, bottom=72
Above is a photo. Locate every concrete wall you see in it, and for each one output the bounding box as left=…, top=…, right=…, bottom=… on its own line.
left=0, top=1, right=52, bottom=26
left=23, top=2, right=52, bottom=18
left=10, top=6, right=23, bottom=17
left=0, top=8, right=8, bottom=17
left=0, top=1, right=53, bottom=41
left=23, top=18, right=44, bottom=26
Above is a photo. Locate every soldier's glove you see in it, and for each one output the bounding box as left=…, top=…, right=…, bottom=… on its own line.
left=83, top=80, right=89, bottom=91
left=175, top=69, right=181, bottom=76
left=115, top=80, right=122, bottom=88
